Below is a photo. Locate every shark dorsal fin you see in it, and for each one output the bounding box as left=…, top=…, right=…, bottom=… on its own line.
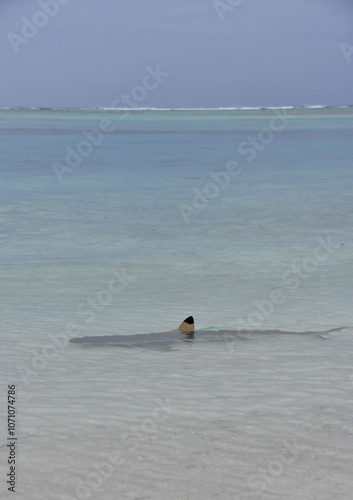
left=178, top=316, right=194, bottom=333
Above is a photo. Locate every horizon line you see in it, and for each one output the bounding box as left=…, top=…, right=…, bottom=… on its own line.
left=0, top=104, right=352, bottom=112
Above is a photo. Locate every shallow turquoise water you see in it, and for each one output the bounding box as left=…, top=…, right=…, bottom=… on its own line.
left=1, top=108, right=353, bottom=500
left=1, top=108, right=352, bottom=344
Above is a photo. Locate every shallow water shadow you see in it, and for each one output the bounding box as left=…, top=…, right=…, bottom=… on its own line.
left=69, top=328, right=344, bottom=351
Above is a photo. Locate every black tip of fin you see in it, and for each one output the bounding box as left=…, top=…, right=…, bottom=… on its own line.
left=178, top=316, right=195, bottom=332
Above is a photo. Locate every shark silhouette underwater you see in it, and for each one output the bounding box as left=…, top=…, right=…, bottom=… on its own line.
left=69, top=316, right=336, bottom=350
left=70, top=316, right=196, bottom=350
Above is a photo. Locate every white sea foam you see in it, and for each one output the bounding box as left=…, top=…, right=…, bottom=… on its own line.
left=0, top=104, right=352, bottom=112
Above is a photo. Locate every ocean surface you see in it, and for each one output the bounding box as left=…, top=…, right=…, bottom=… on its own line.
left=1, top=107, right=353, bottom=499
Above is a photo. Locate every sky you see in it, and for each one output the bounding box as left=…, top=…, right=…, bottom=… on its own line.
left=0, top=0, right=353, bottom=108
